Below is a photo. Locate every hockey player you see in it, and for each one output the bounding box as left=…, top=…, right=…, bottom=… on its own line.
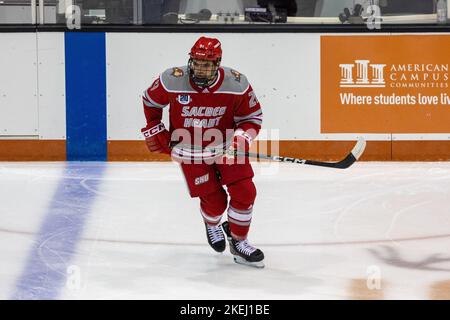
left=141, top=36, right=264, bottom=268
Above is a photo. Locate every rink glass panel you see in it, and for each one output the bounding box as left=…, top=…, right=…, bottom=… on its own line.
left=0, top=0, right=447, bottom=26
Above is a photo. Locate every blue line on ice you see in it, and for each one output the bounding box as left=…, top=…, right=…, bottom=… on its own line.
left=11, top=163, right=105, bottom=300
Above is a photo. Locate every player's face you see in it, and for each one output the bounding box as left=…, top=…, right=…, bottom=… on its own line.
left=191, top=59, right=217, bottom=81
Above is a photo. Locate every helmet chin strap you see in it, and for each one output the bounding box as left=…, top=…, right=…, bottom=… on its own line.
left=192, top=73, right=218, bottom=88
left=188, top=59, right=220, bottom=88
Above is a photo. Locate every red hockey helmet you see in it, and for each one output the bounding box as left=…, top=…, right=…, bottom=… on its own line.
left=188, top=37, right=222, bottom=88
left=189, top=36, right=222, bottom=62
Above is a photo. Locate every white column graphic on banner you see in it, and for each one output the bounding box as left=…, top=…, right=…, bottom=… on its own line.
left=355, top=60, right=370, bottom=85
left=340, top=60, right=386, bottom=88
left=370, top=64, right=386, bottom=85
left=339, top=64, right=355, bottom=85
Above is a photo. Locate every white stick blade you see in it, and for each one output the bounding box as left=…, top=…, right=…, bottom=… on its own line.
left=351, top=137, right=367, bottom=160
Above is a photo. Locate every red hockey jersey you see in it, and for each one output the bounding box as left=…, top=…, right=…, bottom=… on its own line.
left=142, top=66, right=263, bottom=161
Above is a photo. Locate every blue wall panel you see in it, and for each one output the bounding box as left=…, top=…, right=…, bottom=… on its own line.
left=65, top=32, right=107, bottom=161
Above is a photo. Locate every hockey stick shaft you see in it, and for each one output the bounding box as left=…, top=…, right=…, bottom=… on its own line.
left=240, top=137, right=366, bottom=169
left=171, top=138, right=366, bottom=169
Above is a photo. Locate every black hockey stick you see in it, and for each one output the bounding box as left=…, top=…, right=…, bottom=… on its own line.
left=171, top=137, right=366, bottom=169
left=231, top=137, right=366, bottom=169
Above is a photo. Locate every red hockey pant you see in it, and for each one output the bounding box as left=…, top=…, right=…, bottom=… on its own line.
left=180, top=162, right=256, bottom=240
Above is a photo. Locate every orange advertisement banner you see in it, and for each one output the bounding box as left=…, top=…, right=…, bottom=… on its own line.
left=321, top=35, right=450, bottom=133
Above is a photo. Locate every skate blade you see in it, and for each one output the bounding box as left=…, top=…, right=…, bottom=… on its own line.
left=233, top=256, right=265, bottom=269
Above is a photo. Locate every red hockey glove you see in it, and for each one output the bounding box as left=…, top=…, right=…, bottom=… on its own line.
left=225, top=129, right=253, bottom=159
left=141, top=121, right=171, bottom=154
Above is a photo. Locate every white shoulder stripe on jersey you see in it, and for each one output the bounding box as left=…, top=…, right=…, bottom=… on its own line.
left=143, top=90, right=167, bottom=108
left=235, top=116, right=263, bottom=123
left=143, top=97, right=165, bottom=109
left=234, top=110, right=263, bottom=121
left=236, top=119, right=263, bottom=126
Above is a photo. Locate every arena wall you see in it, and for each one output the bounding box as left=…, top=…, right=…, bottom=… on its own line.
left=1, top=32, right=449, bottom=161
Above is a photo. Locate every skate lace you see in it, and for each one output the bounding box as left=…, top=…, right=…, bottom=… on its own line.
left=207, top=225, right=224, bottom=244
left=235, top=240, right=257, bottom=256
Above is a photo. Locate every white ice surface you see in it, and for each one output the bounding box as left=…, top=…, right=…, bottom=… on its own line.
left=1, top=161, right=449, bottom=299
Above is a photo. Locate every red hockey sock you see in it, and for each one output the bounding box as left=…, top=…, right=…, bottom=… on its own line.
left=199, top=187, right=228, bottom=226
left=226, top=178, right=257, bottom=240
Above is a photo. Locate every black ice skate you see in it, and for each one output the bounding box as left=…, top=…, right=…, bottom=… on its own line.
left=221, top=221, right=265, bottom=268
left=204, top=223, right=226, bottom=253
